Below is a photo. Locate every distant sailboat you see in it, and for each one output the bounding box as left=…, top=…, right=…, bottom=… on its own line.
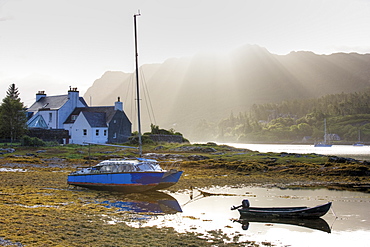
left=353, top=129, right=364, bottom=146
left=314, top=119, right=332, bottom=147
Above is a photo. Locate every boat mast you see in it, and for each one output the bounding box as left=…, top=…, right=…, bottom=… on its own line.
left=134, top=11, right=142, bottom=156
left=324, top=118, right=327, bottom=144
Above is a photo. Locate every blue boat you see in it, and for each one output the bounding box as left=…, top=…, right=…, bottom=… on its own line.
left=68, top=158, right=182, bottom=192
left=314, top=143, right=332, bottom=147
left=151, top=169, right=183, bottom=190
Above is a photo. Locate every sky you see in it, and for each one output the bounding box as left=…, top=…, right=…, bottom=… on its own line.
left=1, top=0, right=370, bottom=106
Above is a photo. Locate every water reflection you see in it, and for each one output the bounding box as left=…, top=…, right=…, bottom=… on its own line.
left=98, top=191, right=182, bottom=215
left=234, top=217, right=331, bottom=233
left=124, top=187, right=370, bottom=247
left=93, top=187, right=370, bottom=246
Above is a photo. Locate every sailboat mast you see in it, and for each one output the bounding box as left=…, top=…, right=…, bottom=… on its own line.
left=134, top=11, right=142, bottom=156
left=324, top=118, right=327, bottom=144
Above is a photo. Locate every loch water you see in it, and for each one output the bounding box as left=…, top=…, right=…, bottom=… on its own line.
left=103, top=186, right=370, bottom=247
left=101, top=143, right=370, bottom=246
left=223, top=143, right=370, bottom=161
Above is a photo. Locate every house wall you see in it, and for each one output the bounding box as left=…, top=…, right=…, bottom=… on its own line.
left=32, top=110, right=58, bottom=129
left=90, top=127, right=108, bottom=144
left=70, top=112, right=108, bottom=144
left=70, top=113, right=92, bottom=144
left=57, top=97, right=86, bottom=129
left=64, top=123, right=73, bottom=137
left=108, top=111, right=132, bottom=143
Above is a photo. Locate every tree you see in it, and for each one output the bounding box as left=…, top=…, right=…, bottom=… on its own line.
left=0, top=84, right=28, bottom=142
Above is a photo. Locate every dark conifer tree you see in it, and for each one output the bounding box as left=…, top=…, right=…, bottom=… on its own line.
left=0, top=84, right=27, bottom=142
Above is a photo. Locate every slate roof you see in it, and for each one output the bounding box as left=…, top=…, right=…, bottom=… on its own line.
left=82, top=112, right=107, bottom=127
left=64, top=106, right=116, bottom=125
left=27, top=95, right=88, bottom=112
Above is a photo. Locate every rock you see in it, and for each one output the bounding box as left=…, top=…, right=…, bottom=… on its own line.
left=0, top=148, right=15, bottom=153
left=0, top=237, right=23, bottom=246
left=154, top=146, right=164, bottom=150
left=187, top=155, right=210, bottom=161
left=143, top=153, right=185, bottom=160
left=171, top=146, right=217, bottom=153
left=328, top=156, right=357, bottom=163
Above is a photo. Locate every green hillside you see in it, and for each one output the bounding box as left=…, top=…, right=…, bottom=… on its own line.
left=210, top=91, right=370, bottom=143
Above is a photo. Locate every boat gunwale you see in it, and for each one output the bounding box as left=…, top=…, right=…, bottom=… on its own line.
left=68, top=171, right=167, bottom=176
left=237, top=202, right=332, bottom=218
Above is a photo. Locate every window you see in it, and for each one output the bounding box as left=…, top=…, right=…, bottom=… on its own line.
left=83, top=129, right=87, bottom=136
left=71, top=115, right=77, bottom=121
left=113, top=132, right=117, bottom=139
left=49, top=113, right=52, bottom=122
left=104, top=130, right=107, bottom=136
left=96, top=129, right=99, bottom=136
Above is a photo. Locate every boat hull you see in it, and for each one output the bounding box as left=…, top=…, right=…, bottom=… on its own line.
left=67, top=172, right=165, bottom=193
left=237, top=202, right=332, bottom=218
left=314, top=143, right=332, bottom=147
left=151, top=170, right=183, bottom=190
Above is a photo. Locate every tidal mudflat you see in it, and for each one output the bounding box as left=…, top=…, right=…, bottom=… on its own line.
left=0, top=143, right=369, bottom=246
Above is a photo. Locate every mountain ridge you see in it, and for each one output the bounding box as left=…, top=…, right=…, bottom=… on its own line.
left=83, top=45, right=370, bottom=141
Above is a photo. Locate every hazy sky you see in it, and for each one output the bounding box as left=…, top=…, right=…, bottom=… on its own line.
left=1, top=0, right=370, bottom=106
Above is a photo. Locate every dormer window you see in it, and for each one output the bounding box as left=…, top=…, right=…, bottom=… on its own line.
left=71, top=115, right=77, bottom=121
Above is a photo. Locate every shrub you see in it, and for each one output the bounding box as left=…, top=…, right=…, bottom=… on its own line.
left=21, top=136, right=46, bottom=147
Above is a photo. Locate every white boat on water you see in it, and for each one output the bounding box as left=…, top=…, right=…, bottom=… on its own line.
left=314, top=119, right=332, bottom=147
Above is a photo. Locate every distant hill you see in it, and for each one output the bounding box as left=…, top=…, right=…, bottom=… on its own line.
left=83, top=45, right=370, bottom=141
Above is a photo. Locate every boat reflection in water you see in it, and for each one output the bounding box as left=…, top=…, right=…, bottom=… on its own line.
left=99, top=191, right=182, bottom=215
left=234, top=217, right=331, bottom=233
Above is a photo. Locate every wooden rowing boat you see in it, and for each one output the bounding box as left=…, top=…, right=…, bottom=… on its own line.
left=231, top=200, right=332, bottom=218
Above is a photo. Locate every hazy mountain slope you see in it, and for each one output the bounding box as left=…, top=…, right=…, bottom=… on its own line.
left=83, top=45, right=370, bottom=140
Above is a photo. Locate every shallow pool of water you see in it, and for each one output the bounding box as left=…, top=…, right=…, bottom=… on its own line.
left=108, top=187, right=370, bottom=246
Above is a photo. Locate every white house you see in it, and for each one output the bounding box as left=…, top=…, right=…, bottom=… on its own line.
left=27, top=88, right=132, bottom=144
left=27, top=88, right=88, bottom=129
left=64, top=103, right=132, bottom=144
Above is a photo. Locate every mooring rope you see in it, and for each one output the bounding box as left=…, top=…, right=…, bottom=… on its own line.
left=330, top=204, right=338, bottom=218
left=329, top=203, right=338, bottom=231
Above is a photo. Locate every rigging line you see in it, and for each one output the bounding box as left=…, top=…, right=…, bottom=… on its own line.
left=139, top=67, right=153, bottom=125
left=127, top=73, right=137, bottom=131
left=140, top=66, right=157, bottom=125
left=123, top=73, right=134, bottom=109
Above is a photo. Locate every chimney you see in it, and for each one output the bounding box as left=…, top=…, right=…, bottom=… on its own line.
left=114, top=97, right=123, bottom=111
left=68, top=87, right=79, bottom=109
left=36, top=91, right=46, bottom=101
